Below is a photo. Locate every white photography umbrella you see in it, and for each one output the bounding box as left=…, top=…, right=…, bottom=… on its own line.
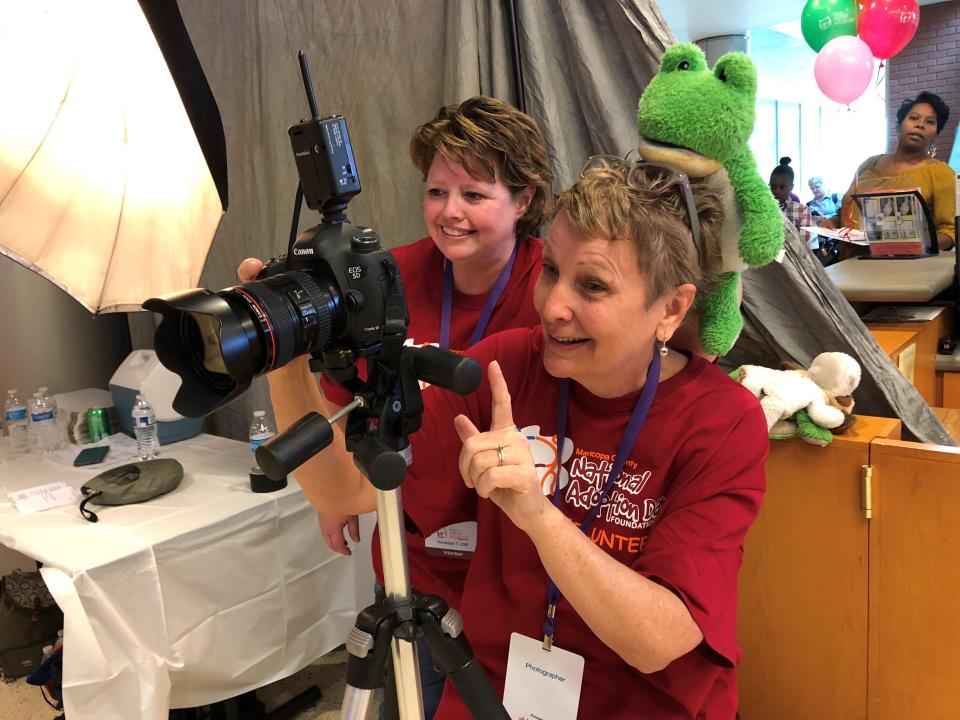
left=0, top=0, right=227, bottom=313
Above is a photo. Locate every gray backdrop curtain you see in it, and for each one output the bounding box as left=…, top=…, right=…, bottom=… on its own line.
left=131, top=0, right=951, bottom=446
left=129, top=0, right=674, bottom=441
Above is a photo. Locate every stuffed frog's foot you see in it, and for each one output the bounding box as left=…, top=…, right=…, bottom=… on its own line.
left=739, top=206, right=786, bottom=267
left=794, top=409, right=833, bottom=446
left=699, top=272, right=743, bottom=356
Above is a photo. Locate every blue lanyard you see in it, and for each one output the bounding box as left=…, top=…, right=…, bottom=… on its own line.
left=541, top=342, right=661, bottom=650
left=439, top=241, right=519, bottom=352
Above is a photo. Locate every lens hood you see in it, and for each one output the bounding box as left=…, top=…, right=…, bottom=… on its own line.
left=144, top=290, right=257, bottom=417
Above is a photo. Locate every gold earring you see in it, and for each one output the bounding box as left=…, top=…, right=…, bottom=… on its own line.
left=658, top=337, right=669, bottom=358
left=928, top=145, right=937, bottom=158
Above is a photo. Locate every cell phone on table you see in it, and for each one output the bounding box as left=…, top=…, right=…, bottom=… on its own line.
left=73, top=446, right=110, bottom=466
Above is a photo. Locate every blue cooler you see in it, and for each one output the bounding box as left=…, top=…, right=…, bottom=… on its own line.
left=109, top=350, right=203, bottom=445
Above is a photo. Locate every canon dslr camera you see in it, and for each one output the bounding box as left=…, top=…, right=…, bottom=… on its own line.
left=144, top=113, right=406, bottom=419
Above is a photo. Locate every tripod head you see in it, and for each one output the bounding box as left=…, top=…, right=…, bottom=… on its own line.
left=254, top=340, right=481, bottom=488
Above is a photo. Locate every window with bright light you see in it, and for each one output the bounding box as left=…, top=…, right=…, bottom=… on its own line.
left=748, top=25, right=887, bottom=204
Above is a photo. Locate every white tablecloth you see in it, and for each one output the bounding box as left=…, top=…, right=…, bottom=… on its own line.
left=0, top=433, right=375, bottom=720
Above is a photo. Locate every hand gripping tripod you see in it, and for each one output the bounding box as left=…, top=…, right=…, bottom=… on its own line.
left=256, top=281, right=510, bottom=720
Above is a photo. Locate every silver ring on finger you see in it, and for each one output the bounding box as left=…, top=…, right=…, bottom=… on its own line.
left=496, top=443, right=505, bottom=467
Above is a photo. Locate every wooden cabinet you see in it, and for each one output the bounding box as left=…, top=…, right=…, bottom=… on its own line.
left=738, top=417, right=960, bottom=719
left=866, top=307, right=950, bottom=406
left=867, top=439, right=960, bottom=719
left=942, top=371, right=960, bottom=409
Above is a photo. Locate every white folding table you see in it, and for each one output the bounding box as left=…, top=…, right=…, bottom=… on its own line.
left=0, top=432, right=375, bottom=720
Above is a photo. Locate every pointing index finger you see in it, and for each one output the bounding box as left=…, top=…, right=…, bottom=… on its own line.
left=488, top=361, right=515, bottom=431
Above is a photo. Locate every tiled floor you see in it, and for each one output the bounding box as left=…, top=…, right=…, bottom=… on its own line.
left=0, top=648, right=380, bottom=720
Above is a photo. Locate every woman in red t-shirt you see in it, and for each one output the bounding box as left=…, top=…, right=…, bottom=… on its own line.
left=282, top=158, right=768, bottom=718
left=239, top=96, right=551, bottom=719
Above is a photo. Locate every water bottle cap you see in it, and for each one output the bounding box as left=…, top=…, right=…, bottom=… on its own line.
left=253, top=410, right=266, bottom=417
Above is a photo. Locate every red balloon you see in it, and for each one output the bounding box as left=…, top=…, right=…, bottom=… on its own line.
left=857, top=0, right=920, bottom=59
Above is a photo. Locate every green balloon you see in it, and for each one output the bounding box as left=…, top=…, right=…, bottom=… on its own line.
left=801, top=0, right=858, bottom=53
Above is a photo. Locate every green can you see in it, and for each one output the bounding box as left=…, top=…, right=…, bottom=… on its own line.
left=87, top=408, right=109, bottom=442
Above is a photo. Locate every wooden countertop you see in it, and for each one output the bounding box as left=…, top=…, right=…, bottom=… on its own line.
left=834, top=415, right=902, bottom=446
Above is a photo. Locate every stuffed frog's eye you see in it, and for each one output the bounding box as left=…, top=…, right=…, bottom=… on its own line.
left=677, top=60, right=691, bottom=71
left=717, top=68, right=727, bottom=82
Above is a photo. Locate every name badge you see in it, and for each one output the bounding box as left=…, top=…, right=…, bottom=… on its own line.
left=424, top=521, right=477, bottom=559
left=502, top=633, right=584, bottom=720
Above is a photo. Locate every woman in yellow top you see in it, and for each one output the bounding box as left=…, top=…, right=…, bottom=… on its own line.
left=824, top=91, right=956, bottom=252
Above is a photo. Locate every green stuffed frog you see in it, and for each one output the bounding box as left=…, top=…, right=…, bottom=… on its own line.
left=636, top=43, right=784, bottom=356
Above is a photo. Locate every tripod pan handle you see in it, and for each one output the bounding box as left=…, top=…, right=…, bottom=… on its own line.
left=256, top=411, right=333, bottom=481
left=411, top=345, right=481, bottom=395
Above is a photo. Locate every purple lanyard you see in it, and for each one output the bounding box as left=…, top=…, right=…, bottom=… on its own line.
left=541, top=342, right=661, bottom=650
left=439, top=241, right=519, bottom=352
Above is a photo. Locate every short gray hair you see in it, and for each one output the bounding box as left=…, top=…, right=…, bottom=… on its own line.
left=552, top=162, right=723, bottom=307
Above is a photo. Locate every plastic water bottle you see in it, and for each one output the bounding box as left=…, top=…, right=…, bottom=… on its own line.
left=27, top=394, right=40, bottom=454
left=132, top=394, right=160, bottom=460
left=30, top=392, right=58, bottom=454
left=4, top=389, right=29, bottom=456
left=249, top=410, right=276, bottom=467
left=37, top=386, right=57, bottom=414
left=37, top=387, right=63, bottom=452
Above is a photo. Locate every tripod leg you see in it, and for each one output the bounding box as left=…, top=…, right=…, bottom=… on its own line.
left=342, top=632, right=423, bottom=720
left=413, top=637, right=445, bottom=719
left=340, top=593, right=425, bottom=720
left=340, top=685, right=374, bottom=720
left=419, top=609, right=510, bottom=720
left=340, top=611, right=394, bottom=720
left=383, top=650, right=398, bottom=720
left=390, top=635, right=424, bottom=719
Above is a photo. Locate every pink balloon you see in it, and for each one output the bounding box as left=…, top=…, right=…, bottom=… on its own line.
left=858, top=0, right=920, bottom=60
left=814, top=36, right=875, bottom=104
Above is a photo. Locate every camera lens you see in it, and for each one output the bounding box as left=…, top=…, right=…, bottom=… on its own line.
left=226, top=270, right=339, bottom=374
left=145, top=216, right=405, bottom=419
left=144, top=268, right=343, bottom=418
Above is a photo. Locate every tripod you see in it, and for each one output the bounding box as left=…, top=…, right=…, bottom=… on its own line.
left=257, top=338, right=510, bottom=720
left=340, top=482, right=509, bottom=720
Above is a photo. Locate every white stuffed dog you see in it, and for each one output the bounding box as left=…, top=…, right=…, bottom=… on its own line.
left=735, top=352, right=862, bottom=432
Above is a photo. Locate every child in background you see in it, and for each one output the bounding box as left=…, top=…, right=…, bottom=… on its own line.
left=770, top=157, right=814, bottom=250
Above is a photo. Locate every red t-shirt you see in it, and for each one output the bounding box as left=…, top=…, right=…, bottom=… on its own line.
left=319, top=236, right=543, bottom=609
left=403, top=327, right=768, bottom=719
